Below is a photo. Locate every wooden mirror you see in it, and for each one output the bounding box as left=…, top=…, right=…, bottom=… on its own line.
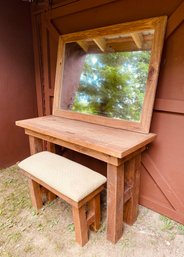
left=53, top=16, right=167, bottom=133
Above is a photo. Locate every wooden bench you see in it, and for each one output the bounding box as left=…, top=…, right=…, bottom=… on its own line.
left=18, top=151, right=107, bottom=246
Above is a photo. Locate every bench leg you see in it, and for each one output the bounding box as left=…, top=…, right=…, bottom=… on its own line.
left=40, top=187, right=57, bottom=204
left=47, top=191, right=57, bottom=202
left=88, top=194, right=101, bottom=231
left=72, top=206, right=88, bottom=246
left=28, top=178, right=43, bottom=212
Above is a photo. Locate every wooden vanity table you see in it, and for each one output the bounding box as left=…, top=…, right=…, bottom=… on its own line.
left=16, top=17, right=166, bottom=243
left=16, top=115, right=156, bottom=243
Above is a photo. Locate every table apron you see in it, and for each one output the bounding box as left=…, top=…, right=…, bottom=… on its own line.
left=25, top=129, right=146, bottom=166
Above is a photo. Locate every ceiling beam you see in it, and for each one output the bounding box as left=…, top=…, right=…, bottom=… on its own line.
left=166, top=1, right=184, bottom=39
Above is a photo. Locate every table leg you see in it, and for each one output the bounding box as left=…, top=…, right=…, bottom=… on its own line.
left=123, top=154, right=141, bottom=225
left=47, top=142, right=56, bottom=153
left=29, top=136, right=43, bottom=155
left=107, top=163, right=124, bottom=243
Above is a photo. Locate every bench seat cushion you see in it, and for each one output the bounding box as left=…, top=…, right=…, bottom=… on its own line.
left=18, top=151, right=106, bottom=202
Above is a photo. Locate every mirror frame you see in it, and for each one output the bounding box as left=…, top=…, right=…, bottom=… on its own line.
left=53, top=16, right=167, bottom=133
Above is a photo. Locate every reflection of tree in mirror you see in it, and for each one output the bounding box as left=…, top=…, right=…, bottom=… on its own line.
left=71, top=51, right=151, bottom=121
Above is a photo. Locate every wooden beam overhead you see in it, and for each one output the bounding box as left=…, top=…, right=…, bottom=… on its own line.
left=166, top=1, right=184, bottom=39
left=131, top=32, right=144, bottom=49
left=77, top=40, right=89, bottom=52
left=93, top=38, right=106, bottom=52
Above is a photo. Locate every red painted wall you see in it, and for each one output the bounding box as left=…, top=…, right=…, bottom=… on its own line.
left=0, top=1, right=37, bottom=168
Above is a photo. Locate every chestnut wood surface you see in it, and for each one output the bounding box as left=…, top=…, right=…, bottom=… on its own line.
left=16, top=115, right=156, bottom=159
left=16, top=115, right=156, bottom=243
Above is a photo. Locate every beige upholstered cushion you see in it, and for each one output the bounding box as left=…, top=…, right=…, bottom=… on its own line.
left=18, top=151, right=106, bottom=202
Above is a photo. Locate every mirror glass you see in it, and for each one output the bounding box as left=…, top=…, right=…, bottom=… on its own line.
left=60, top=30, right=154, bottom=122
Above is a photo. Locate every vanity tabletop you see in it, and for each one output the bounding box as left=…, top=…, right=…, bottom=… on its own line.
left=16, top=115, right=156, bottom=159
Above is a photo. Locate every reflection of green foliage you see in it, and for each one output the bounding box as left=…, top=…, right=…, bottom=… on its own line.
left=72, top=51, right=150, bottom=121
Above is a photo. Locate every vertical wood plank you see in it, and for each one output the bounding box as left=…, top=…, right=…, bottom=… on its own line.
left=41, top=13, right=51, bottom=115
left=72, top=206, right=88, bottom=246
left=31, top=14, right=44, bottom=116
left=88, top=194, right=101, bottom=231
left=123, top=154, right=141, bottom=225
left=141, top=16, right=167, bottom=132
left=107, top=163, right=124, bottom=243
left=28, top=178, right=43, bottom=212
left=47, top=142, right=56, bottom=153
left=29, top=136, right=43, bottom=155
left=47, top=191, right=57, bottom=202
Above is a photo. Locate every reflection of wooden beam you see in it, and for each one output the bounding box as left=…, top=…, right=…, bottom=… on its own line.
left=77, top=40, right=89, bottom=52
left=93, top=38, right=106, bottom=52
left=104, top=34, right=153, bottom=52
left=107, top=34, right=153, bottom=44
left=106, top=41, right=152, bottom=52
left=131, top=33, right=143, bottom=49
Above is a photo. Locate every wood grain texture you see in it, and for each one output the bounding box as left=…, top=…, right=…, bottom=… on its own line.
left=31, top=14, right=44, bottom=116
left=166, top=1, right=184, bottom=38
left=77, top=40, right=89, bottom=52
left=131, top=32, right=143, bottom=49
left=93, top=37, right=106, bottom=51
left=41, top=14, right=51, bottom=115
left=60, top=17, right=164, bottom=42
left=16, top=116, right=155, bottom=159
left=28, top=129, right=146, bottom=166
left=41, top=14, right=59, bottom=116
left=17, top=116, right=154, bottom=244
left=54, top=109, right=144, bottom=133
left=107, top=163, right=124, bottom=243
left=29, top=136, right=43, bottom=155
left=44, top=15, right=60, bottom=42
left=28, top=179, right=43, bottom=212
left=140, top=16, right=167, bottom=132
left=124, top=184, right=133, bottom=204
left=47, top=191, right=57, bottom=202
left=88, top=194, right=101, bottom=231
left=26, top=129, right=121, bottom=166
left=72, top=206, right=88, bottom=246
left=123, top=154, right=141, bottom=225
left=53, top=16, right=167, bottom=133
left=53, top=37, right=65, bottom=114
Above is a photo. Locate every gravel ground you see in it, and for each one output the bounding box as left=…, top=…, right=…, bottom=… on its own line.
left=0, top=165, right=184, bottom=257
